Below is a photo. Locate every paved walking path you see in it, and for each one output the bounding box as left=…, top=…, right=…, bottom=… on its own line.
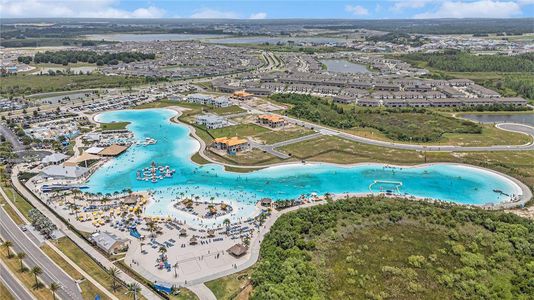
left=188, top=283, right=217, bottom=300
left=9, top=166, right=162, bottom=300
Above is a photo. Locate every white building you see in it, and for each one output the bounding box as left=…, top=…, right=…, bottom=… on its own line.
left=195, top=114, right=228, bottom=129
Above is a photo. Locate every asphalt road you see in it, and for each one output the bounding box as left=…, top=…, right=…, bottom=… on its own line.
left=0, top=260, right=35, bottom=300
left=0, top=124, right=25, bottom=152
left=0, top=207, right=83, bottom=300
left=10, top=166, right=162, bottom=300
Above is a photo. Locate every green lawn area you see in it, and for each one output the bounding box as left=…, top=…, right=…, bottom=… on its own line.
left=40, top=245, right=84, bottom=280
left=205, top=269, right=252, bottom=300
left=0, top=74, right=152, bottom=97
left=170, top=288, right=199, bottom=300
left=209, top=105, right=246, bottom=115
left=1, top=249, right=53, bottom=300
left=134, top=100, right=180, bottom=109
left=100, top=122, right=130, bottom=131
left=254, top=127, right=315, bottom=144
left=190, top=152, right=211, bottom=165
left=208, top=148, right=286, bottom=166
left=0, top=281, right=14, bottom=300
left=0, top=192, right=24, bottom=225
left=279, top=135, right=430, bottom=165
left=209, top=124, right=270, bottom=138
left=41, top=244, right=108, bottom=299
left=346, top=123, right=531, bottom=147
left=0, top=182, right=35, bottom=221
left=51, top=237, right=131, bottom=300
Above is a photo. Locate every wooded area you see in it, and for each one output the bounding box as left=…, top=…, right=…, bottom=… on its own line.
left=251, top=197, right=534, bottom=299
left=17, top=50, right=155, bottom=66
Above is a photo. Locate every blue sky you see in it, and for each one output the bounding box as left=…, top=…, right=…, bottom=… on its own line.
left=1, top=0, right=533, bottom=19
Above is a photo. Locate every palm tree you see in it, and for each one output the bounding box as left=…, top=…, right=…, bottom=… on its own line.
left=16, top=252, right=26, bottom=271
left=2, top=240, right=13, bottom=258
left=108, top=267, right=121, bottom=292
left=127, top=283, right=140, bottom=300
left=158, top=246, right=167, bottom=255
left=49, top=282, right=60, bottom=299
left=223, top=218, right=231, bottom=234
left=30, top=266, right=43, bottom=288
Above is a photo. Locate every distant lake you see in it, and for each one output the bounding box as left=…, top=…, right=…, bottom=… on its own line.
left=208, top=36, right=346, bottom=44
left=321, top=59, right=371, bottom=74
left=462, top=113, right=534, bottom=126
left=84, top=33, right=226, bottom=42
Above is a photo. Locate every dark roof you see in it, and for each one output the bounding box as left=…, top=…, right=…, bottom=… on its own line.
left=227, top=243, right=247, bottom=257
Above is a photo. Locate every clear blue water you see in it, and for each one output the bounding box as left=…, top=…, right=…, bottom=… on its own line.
left=461, top=113, right=534, bottom=126
left=86, top=109, right=520, bottom=226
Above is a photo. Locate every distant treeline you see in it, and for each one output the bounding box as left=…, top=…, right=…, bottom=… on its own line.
left=303, top=18, right=534, bottom=35
left=367, top=32, right=427, bottom=46
left=17, top=50, right=155, bottom=66
left=399, top=50, right=534, bottom=73
left=0, top=38, right=112, bottom=48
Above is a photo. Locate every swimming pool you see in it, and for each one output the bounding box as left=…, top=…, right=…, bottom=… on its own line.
left=86, top=109, right=522, bottom=227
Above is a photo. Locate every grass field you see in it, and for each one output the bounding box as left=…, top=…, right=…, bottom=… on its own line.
left=0, top=193, right=24, bottom=225
left=209, top=105, right=246, bottom=115
left=0, top=281, right=14, bottom=300
left=209, top=124, right=270, bottom=138
left=134, top=100, right=180, bottom=109
left=170, top=288, right=199, bottom=300
left=0, top=182, right=35, bottom=221
left=0, top=74, right=152, bottom=97
left=208, top=148, right=286, bottom=166
left=205, top=269, right=253, bottom=300
left=254, top=127, right=315, bottom=144
left=51, top=237, right=131, bottom=300
left=100, top=122, right=130, bottom=131
left=0, top=249, right=53, bottom=300
left=346, top=123, right=531, bottom=146
left=40, top=244, right=107, bottom=299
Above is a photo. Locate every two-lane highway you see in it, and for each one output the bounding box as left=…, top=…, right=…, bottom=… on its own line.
left=0, top=207, right=83, bottom=300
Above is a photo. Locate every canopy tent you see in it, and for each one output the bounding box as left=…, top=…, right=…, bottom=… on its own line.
left=64, top=152, right=101, bottom=167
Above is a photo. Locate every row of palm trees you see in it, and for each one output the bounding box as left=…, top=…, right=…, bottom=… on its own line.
left=2, top=240, right=60, bottom=298
left=108, top=266, right=141, bottom=299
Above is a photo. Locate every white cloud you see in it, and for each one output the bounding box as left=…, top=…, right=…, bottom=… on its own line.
left=0, top=0, right=165, bottom=18
left=190, top=8, right=238, bottom=19
left=414, top=0, right=522, bottom=18
left=249, top=12, right=267, bottom=19
left=345, top=4, right=369, bottom=16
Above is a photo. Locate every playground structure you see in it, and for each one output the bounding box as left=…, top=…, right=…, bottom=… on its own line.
left=136, top=161, right=175, bottom=183
left=369, top=180, right=403, bottom=195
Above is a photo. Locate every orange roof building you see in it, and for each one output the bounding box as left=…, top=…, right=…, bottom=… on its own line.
left=231, top=90, right=253, bottom=101
left=212, top=137, right=249, bottom=154
left=257, top=114, right=286, bottom=128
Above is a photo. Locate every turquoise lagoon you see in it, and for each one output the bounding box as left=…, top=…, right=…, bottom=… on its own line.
left=86, top=109, right=521, bottom=227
